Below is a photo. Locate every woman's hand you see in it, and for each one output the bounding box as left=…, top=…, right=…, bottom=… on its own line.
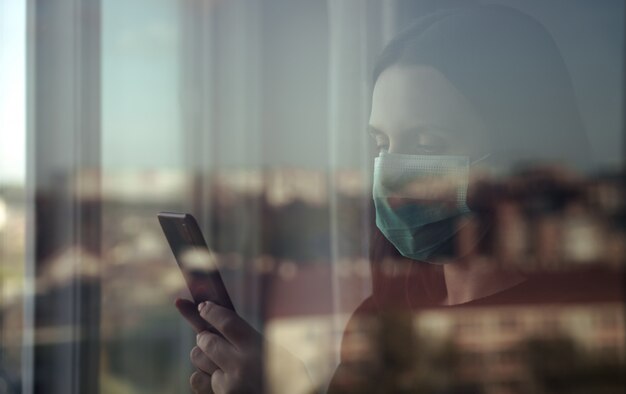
left=176, top=298, right=264, bottom=394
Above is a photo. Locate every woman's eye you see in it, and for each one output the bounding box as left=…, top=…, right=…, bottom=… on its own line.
left=416, top=133, right=447, bottom=154
left=417, top=144, right=443, bottom=154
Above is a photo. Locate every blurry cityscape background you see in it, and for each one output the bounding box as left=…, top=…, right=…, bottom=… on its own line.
left=1, top=167, right=625, bottom=393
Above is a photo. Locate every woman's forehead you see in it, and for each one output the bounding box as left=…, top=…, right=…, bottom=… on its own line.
left=369, top=65, right=483, bottom=138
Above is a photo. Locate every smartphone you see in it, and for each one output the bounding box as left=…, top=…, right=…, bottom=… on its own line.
left=158, top=212, right=235, bottom=312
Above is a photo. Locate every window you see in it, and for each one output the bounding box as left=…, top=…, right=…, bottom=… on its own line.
left=1, top=1, right=624, bottom=393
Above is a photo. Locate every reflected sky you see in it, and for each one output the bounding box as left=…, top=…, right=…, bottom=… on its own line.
left=0, top=0, right=25, bottom=184
left=1, top=0, right=623, bottom=180
left=497, top=0, right=624, bottom=168
left=103, top=0, right=182, bottom=171
left=103, top=0, right=624, bottom=172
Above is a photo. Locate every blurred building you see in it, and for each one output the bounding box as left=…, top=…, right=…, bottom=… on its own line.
left=417, top=303, right=625, bottom=393
left=2, top=167, right=625, bottom=392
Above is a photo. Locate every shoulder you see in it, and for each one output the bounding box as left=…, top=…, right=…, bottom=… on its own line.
left=464, top=267, right=624, bottom=307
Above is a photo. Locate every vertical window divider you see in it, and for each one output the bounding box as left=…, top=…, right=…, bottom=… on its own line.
left=24, top=0, right=101, bottom=393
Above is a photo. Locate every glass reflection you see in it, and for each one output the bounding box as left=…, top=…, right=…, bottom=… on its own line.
left=0, top=1, right=624, bottom=394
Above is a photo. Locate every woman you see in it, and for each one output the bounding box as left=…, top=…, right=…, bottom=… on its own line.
left=176, top=4, right=617, bottom=393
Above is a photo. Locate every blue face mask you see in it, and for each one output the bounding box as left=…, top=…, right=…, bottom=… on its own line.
left=373, top=151, right=481, bottom=263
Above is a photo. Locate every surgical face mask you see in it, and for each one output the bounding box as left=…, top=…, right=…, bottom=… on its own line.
left=373, top=151, right=486, bottom=263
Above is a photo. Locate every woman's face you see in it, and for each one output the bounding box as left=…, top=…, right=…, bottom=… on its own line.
left=369, top=65, right=490, bottom=158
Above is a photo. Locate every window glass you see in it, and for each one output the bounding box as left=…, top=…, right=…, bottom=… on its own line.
left=1, top=1, right=624, bottom=393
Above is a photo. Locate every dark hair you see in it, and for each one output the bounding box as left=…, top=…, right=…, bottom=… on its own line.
left=372, top=4, right=589, bottom=169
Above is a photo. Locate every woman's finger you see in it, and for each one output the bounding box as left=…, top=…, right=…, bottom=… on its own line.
left=190, top=370, right=213, bottom=394
left=210, top=369, right=228, bottom=394
left=196, top=331, right=239, bottom=372
left=190, top=346, right=219, bottom=375
left=175, top=298, right=209, bottom=333
left=197, top=301, right=256, bottom=348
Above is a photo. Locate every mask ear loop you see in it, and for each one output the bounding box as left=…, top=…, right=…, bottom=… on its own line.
left=470, top=153, right=491, bottom=166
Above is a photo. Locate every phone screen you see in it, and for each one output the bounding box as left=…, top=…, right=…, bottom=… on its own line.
left=158, top=212, right=235, bottom=311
